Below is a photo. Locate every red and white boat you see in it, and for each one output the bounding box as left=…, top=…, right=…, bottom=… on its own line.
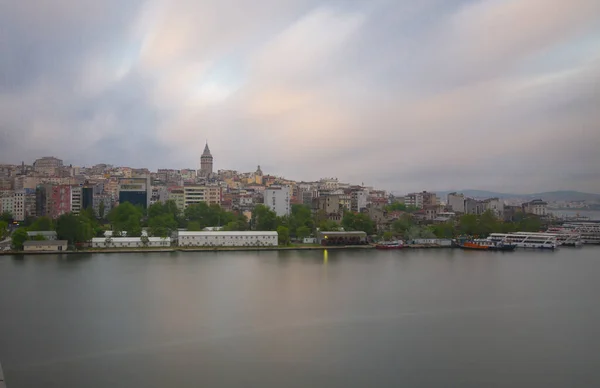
left=375, top=240, right=404, bottom=249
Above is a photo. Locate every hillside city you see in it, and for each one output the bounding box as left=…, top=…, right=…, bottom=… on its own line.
left=0, top=144, right=596, bottom=251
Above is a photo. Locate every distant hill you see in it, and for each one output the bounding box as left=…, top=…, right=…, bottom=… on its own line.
left=435, top=190, right=600, bottom=202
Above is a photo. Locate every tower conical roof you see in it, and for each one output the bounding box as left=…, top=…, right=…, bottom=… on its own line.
left=202, top=142, right=212, bottom=156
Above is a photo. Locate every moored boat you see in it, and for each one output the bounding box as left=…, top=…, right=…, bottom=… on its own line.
left=375, top=240, right=404, bottom=249
left=459, top=240, right=516, bottom=251
left=488, top=233, right=557, bottom=250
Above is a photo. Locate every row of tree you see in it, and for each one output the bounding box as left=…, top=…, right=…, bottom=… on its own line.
left=11, top=209, right=102, bottom=250
left=7, top=198, right=545, bottom=249
left=383, top=210, right=543, bottom=240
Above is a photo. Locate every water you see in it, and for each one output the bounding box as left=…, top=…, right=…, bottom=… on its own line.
left=550, top=209, right=600, bottom=220
left=1, top=248, right=600, bottom=388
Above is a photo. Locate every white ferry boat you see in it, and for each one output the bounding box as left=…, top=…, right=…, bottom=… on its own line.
left=488, top=233, right=557, bottom=250
left=561, top=223, right=600, bottom=245
left=545, top=228, right=582, bottom=247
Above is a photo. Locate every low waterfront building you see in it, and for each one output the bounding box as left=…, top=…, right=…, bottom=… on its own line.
left=91, top=237, right=171, bottom=248
left=177, top=231, right=278, bottom=247
left=23, top=240, right=68, bottom=252
left=317, top=231, right=367, bottom=246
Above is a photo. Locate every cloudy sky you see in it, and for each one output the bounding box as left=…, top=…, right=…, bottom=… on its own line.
left=1, top=0, right=599, bottom=193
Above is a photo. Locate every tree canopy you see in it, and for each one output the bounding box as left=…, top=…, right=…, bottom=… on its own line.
left=11, top=228, right=29, bottom=250
left=251, top=204, right=278, bottom=231
left=277, top=226, right=290, bottom=245
left=28, top=216, right=54, bottom=231
left=108, top=202, right=143, bottom=237
left=342, top=212, right=376, bottom=235
left=147, top=201, right=181, bottom=237
left=1, top=212, right=12, bottom=223
left=56, top=213, right=95, bottom=246
left=185, top=202, right=236, bottom=229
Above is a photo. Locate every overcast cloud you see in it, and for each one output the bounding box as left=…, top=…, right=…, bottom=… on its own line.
left=1, top=0, right=599, bottom=193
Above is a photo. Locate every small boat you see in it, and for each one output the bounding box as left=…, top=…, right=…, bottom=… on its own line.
left=375, top=240, right=404, bottom=249
left=459, top=240, right=516, bottom=252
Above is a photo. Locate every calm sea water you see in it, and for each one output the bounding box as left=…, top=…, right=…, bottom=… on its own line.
left=1, top=248, right=600, bottom=388
left=550, top=209, right=600, bottom=220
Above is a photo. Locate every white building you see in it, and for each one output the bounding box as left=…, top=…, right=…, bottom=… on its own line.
left=483, top=198, right=505, bottom=218
left=91, top=237, right=171, bottom=248
left=23, top=240, right=68, bottom=252
left=351, top=189, right=369, bottom=212
left=523, top=199, right=548, bottom=216
left=71, top=186, right=82, bottom=215
left=447, top=193, right=465, bottom=213
left=264, top=185, right=290, bottom=217
left=177, top=231, right=278, bottom=247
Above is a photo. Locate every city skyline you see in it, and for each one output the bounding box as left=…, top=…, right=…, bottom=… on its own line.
left=3, top=153, right=600, bottom=197
left=1, top=1, right=599, bottom=193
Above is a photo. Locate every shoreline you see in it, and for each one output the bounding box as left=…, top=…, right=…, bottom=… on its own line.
left=0, top=244, right=454, bottom=256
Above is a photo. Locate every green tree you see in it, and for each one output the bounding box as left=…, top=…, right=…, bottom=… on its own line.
left=98, top=201, right=106, bottom=220
left=458, top=214, right=478, bottom=236
left=382, top=231, right=394, bottom=241
left=385, top=202, right=407, bottom=212
left=108, top=202, right=143, bottom=237
left=392, top=214, right=413, bottom=235
left=126, top=216, right=143, bottom=237
left=56, top=213, right=94, bottom=246
left=342, top=212, right=376, bottom=235
left=32, top=234, right=47, bottom=241
left=520, top=216, right=542, bottom=232
left=252, top=204, right=278, bottom=231
left=222, top=214, right=250, bottom=231
left=500, top=222, right=518, bottom=233
left=277, top=226, right=290, bottom=245
left=108, top=202, right=143, bottom=231
left=148, top=213, right=177, bottom=237
left=1, top=212, right=13, bottom=223
left=187, top=221, right=202, bottom=231
left=406, top=226, right=435, bottom=240
left=28, top=216, right=54, bottom=231
left=288, top=204, right=314, bottom=236
left=296, top=225, right=311, bottom=239
left=318, top=219, right=341, bottom=231
left=184, top=202, right=233, bottom=229
left=0, top=220, right=8, bottom=240
left=140, top=235, right=150, bottom=247
left=11, top=228, right=29, bottom=250
left=478, top=210, right=499, bottom=237
left=429, top=222, right=456, bottom=238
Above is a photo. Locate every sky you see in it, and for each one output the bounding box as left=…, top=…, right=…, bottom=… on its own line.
left=1, top=0, right=599, bottom=194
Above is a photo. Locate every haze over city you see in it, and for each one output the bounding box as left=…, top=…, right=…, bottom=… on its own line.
left=1, top=0, right=599, bottom=193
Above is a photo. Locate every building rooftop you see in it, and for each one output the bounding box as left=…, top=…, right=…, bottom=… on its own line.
left=26, top=231, right=57, bottom=236
left=177, top=231, right=278, bottom=236
left=91, top=237, right=169, bottom=242
left=317, top=231, right=367, bottom=236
